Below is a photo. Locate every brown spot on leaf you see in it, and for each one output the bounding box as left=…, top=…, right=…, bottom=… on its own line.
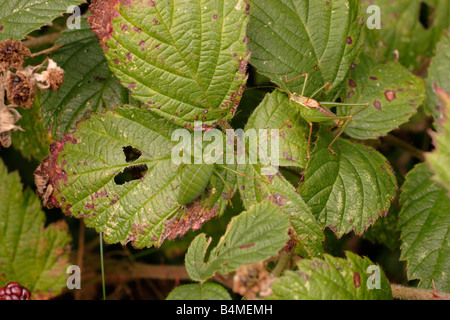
left=384, top=90, right=397, bottom=102
left=369, top=76, right=378, bottom=80
left=348, top=79, right=356, bottom=88
left=353, top=272, right=361, bottom=288
left=373, top=100, right=382, bottom=110
left=346, top=36, right=353, bottom=44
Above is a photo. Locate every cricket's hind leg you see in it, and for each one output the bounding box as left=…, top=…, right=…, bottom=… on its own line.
left=318, top=102, right=370, bottom=154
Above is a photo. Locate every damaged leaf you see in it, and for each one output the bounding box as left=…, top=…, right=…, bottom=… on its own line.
left=34, top=106, right=233, bottom=248
left=185, top=201, right=290, bottom=281
left=0, top=0, right=85, bottom=40
left=87, top=0, right=250, bottom=128
left=271, top=251, right=392, bottom=300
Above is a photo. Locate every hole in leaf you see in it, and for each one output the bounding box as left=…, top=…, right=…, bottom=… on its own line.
left=123, top=145, right=142, bottom=163
left=114, top=164, right=148, bottom=185
left=419, top=1, right=435, bottom=29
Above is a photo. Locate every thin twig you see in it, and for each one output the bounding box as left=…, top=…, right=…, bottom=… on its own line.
left=271, top=251, right=293, bottom=277
left=22, top=33, right=61, bottom=48
left=391, top=284, right=450, bottom=300
left=74, top=220, right=85, bottom=300
left=382, top=134, right=425, bottom=161
left=30, top=44, right=64, bottom=57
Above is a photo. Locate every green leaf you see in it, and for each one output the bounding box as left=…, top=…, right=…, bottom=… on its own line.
left=0, top=0, right=85, bottom=40
left=166, top=282, right=231, bottom=300
left=425, top=31, right=450, bottom=119
left=40, top=18, right=133, bottom=139
left=398, top=163, right=450, bottom=292
left=87, top=0, right=249, bottom=127
left=427, top=86, right=450, bottom=194
left=340, top=54, right=426, bottom=139
left=248, top=0, right=364, bottom=99
left=0, top=159, right=71, bottom=299
left=245, top=90, right=309, bottom=168
left=362, top=204, right=401, bottom=251
left=35, top=106, right=232, bottom=248
left=298, top=129, right=397, bottom=238
left=237, top=162, right=324, bottom=258
left=11, top=92, right=51, bottom=160
left=362, top=0, right=432, bottom=70
left=271, top=251, right=392, bottom=300
left=185, top=201, right=290, bottom=281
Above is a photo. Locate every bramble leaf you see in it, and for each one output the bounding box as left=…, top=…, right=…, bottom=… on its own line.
left=425, top=31, right=450, bottom=119
left=41, top=18, right=133, bottom=138
left=166, top=282, right=231, bottom=300
left=248, top=0, right=364, bottom=99
left=185, top=201, right=290, bottom=281
left=340, top=54, right=426, bottom=139
left=237, top=161, right=324, bottom=258
left=398, top=163, right=450, bottom=292
left=87, top=0, right=249, bottom=128
left=271, top=251, right=392, bottom=300
left=0, top=0, right=85, bottom=40
left=34, top=106, right=234, bottom=248
left=426, top=86, right=450, bottom=194
left=362, top=0, right=442, bottom=70
left=245, top=90, right=309, bottom=168
left=298, top=129, right=397, bottom=237
left=0, top=159, right=71, bottom=299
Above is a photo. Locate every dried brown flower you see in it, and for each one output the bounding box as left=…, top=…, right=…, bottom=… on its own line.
left=34, top=59, right=64, bottom=91
left=0, top=39, right=31, bottom=72
left=0, top=104, right=23, bottom=148
left=5, top=70, right=36, bottom=109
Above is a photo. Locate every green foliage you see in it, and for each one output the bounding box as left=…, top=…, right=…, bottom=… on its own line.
left=398, top=163, right=450, bottom=292
left=167, top=282, right=231, bottom=300
left=427, top=86, right=450, bottom=194
left=248, top=0, right=364, bottom=99
left=89, top=0, right=249, bottom=128
left=45, top=107, right=233, bottom=248
left=0, top=159, right=71, bottom=299
left=41, top=18, right=132, bottom=138
left=340, top=54, right=426, bottom=139
left=271, top=251, right=392, bottom=300
left=0, top=0, right=85, bottom=40
left=425, top=31, right=450, bottom=119
left=1, top=0, right=447, bottom=300
left=298, top=129, right=397, bottom=237
left=185, top=201, right=290, bottom=281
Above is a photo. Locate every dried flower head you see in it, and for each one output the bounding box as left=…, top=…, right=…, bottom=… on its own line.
left=0, top=39, right=31, bottom=72
left=5, top=70, right=36, bottom=109
left=34, top=59, right=64, bottom=91
left=0, top=103, right=23, bottom=148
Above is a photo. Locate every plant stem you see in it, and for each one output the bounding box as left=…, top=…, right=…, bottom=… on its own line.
left=382, top=134, right=425, bottom=161
left=272, top=251, right=293, bottom=277
left=22, top=33, right=61, bottom=48
left=391, top=284, right=450, bottom=300
left=99, top=232, right=106, bottom=300
left=74, top=220, right=85, bottom=300
left=30, top=44, right=64, bottom=57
